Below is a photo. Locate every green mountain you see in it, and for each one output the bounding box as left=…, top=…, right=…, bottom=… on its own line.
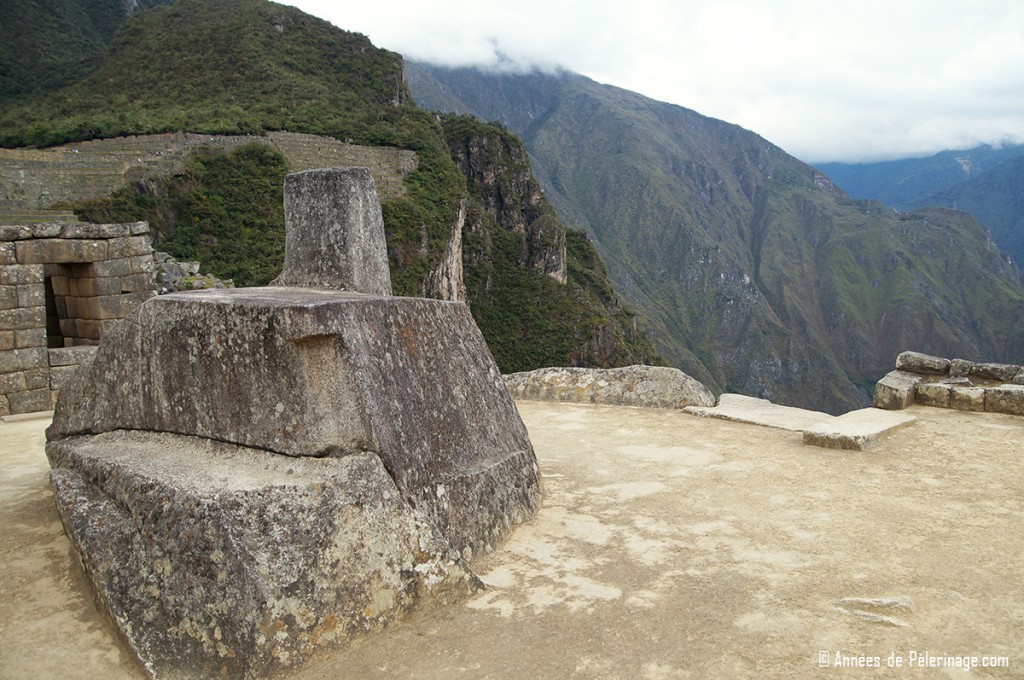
left=815, top=144, right=1024, bottom=207
left=905, top=154, right=1024, bottom=267
left=0, top=0, right=173, bottom=105
left=0, top=0, right=659, bottom=372
left=407, top=64, right=1024, bottom=413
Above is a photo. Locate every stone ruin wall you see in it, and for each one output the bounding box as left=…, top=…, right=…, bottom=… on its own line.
left=874, top=351, right=1024, bottom=416
left=0, top=131, right=417, bottom=221
left=0, top=221, right=156, bottom=416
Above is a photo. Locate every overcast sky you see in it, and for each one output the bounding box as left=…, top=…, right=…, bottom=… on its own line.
left=284, top=0, right=1024, bottom=163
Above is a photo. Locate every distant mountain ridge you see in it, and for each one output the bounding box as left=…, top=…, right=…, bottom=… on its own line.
left=815, top=144, right=1024, bottom=207
left=408, top=62, right=1024, bottom=413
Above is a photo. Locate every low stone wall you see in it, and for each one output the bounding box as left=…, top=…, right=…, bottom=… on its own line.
left=504, top=365, right=715, bottom=409
left=1, top=221, right=156, bottom=415
left=873, top=351, right=1024, bottom=415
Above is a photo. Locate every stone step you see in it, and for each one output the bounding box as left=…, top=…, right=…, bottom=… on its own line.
left=684, top=393, right=835, bottom=432
left=802, top=408, right=917, bottom=451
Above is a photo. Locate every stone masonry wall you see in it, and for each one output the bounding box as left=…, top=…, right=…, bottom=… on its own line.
left=874, top=351, right=1024, bottom=416
left=1, top=221, right=156, bottom=415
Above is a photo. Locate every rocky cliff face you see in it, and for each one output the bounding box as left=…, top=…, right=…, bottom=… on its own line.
left=443, top=117, right=567, bottom=284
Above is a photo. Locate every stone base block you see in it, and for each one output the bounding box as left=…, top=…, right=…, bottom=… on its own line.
left=48, top=431, right=480, bottom=679
left=802, top=408, right=917, bottom=451
left=872, top=370, right=922, bottom=410
left=985, top=385, right=1024, bottom=415
left=915, top=382, right=952, bottom=408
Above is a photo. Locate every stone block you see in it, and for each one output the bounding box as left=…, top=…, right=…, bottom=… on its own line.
left=1013, top=368, right=1024, bottom=385
left=0, top=225, right=32, bottom=241
left=0, top=306, right=44, bottom=330
left=15, top=328, right=46, bottom=349
left=0, top=285, right=15, bottom=310
left=272, top=167, right=392, bottom=295
left=15, top=238, right=107, bottom=264
left=49, top=275, right=69, bottom=296
left=985, top=385, right=1024, bottom=415
left=0, top=370, right=26, bottom=393
left=59, top=318, right=77, bottom=338
left=0, top=330, right=13, bottom=351
left=9, top=387, right=51, bottom=414
left=50, top=288, right=541, bottom=557
left=0, top=394, right=8, bottom=417
left=872, top=370, right=923, bottom=410
left=23, top=367, right=49, bottom=390
left=504, top=365, right=715, bottom=408
left=895, top=351, right=950, bottom=375
left=48, top=365, right=81, bottom=390
left=60, top=222, right=131, bottom=239
left=130, top=254, right=155, bottom=274
left=970, top=362, right=1020, bottom=383
left=802, top=408, right=916, bottom=451
left=0, top=242, right=15, bottom=265
left=915, top=382, right=951, bottom=408
left=949, top=358, right=972, bottom=378
left=129, top=222, right=150, bottom=236
left=16, top=283, right=44, bottom=308
left=119, top=272, right=156, bottom=293
left=74, top=318, right=110, bottom=340
left=69, top=275, right=122, bottom=297
left=105, top=235, right=152, bottom=259
left=47, top=432, right=480, bottom=679
left=0, top=348, right=47, bottom=374
left=29, top=223, right=62, bottom=238
left=48, top=345, right=98, bottom=367
left=0, top=264, right=43, bottom=285
left=90, top=257, right=132, bottom=278
left=54, top=296, right=66, bottom=317
left=64, top=296, right=80, bottom=318
left=950, top=385, right=986, bottom=412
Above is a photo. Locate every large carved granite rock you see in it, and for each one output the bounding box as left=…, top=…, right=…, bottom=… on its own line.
left=46, top=167, right=541, bottom=678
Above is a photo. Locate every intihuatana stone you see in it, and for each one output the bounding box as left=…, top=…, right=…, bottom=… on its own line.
left=46, top=167, right=541, bottom=678
left=503, top=365, right=714, bottom=409
left=895, top=351, right=950, bottom=375
left=271, top=167, right=391, bottom=295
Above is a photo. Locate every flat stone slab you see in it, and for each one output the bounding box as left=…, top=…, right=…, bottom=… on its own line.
left=684, top=393, right=836, bottom=432
left=802, top=408, right=917, bottom=451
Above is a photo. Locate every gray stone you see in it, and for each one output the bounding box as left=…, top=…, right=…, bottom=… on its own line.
left=0, top=347, right=47, bottom=374
left=29, top=222, right=63, bottom=238
left=895, top=351, right=950, bottom=375
left=0, top=243, right=15, bottom=265
left=0, top=225, right=32, bottom=241
left=15, top=238, right=107, bottom=264
left=949, top=358, right=973, bottom=378
left=915, top=382, right=952, bottom=408
left=0, top=285, right=15, bottom=310
left=47, top=346, right=98, bottom=367
left=685, top=393, right=834, bottom=432
left=985, top=385, right=1024, bottom=415
left=949, top=386, right=986, bottom=412
left=802, top=408, right=916, bottom=451
left=969, top=362, right=1020, bottom=383
left=48, top=365, right=81, bottom=390
left=872, top=370, right=922, bottom=410
left=50, top=287, right=540, bottom=558
left=47, top=431, right=480, bottom=679
left=504, top=365, right=715, bottom=409
left=9, top=387, right=51, bottom=414
left=14, top=327, right=46, bottom=349
left=272, top=168, right=392, bottom=295
left=1014, top=368, right=1024, bottom=385
left=60, top=222, right=135, bottom=239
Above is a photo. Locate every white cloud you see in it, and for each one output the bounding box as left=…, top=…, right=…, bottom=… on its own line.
left=285, top=0, right=1024, bottom=162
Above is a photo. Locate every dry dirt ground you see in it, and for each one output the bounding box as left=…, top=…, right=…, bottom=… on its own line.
left=1, top=402, right=1022, bottom=679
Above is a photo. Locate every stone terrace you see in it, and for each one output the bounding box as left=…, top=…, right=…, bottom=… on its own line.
left=0, top=131, right=417, bottom=223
